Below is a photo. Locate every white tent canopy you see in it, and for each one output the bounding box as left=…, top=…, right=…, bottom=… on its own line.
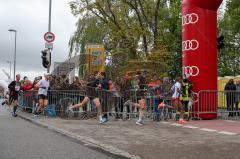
left=0, top=80, right=9, bottom=95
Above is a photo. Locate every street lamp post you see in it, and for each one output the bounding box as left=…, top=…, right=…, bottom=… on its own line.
left=6, top=60, right=12, bottom=80
left=8, top=29, right=17, bottom=81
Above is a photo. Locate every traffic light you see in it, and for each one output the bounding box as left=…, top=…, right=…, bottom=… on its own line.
left=217, top=35, right=224, bottom=49
left=41, top=49, right=51, bottom=68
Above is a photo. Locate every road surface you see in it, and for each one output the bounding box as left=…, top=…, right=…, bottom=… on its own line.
left=0, top=105, right=114, bottom=159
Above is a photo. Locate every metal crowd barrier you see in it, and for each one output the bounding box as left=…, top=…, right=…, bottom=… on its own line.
left=195, top=90, right=240, bottom=119
left=18, top=89, right=175, bottom=121
left=97, top=89, right=174, bottom=121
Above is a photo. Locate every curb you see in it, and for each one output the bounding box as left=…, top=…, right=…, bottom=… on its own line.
left=18, top=112, right=141, bottom=159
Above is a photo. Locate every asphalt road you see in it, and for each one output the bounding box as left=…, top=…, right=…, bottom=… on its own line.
left=0, top=106, right=114, bottom=159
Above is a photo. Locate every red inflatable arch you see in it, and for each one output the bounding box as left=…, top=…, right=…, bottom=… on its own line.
left=182, top=0, right=223, bottom=119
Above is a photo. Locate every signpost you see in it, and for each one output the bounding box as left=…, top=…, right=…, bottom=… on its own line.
left=44, top=32, right=55, bottom=43
left=45, top=42, right=53, bottom=49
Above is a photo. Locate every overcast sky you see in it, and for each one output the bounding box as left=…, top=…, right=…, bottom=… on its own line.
left=0, top=0, right=76, bottom=81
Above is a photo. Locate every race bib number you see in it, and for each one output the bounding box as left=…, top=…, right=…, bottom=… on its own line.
left=15, top=85, right=20, bottom=91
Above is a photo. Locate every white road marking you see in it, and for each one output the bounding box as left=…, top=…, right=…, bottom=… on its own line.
left=182, top=125, right=199, bottom=129
left=199, top=128, right=217, bottom=132
left=218, top=131, right=237, bottom=135
left=171, top=123, right=183, bottom=127
left=224, top=120, right=236, bottom=123
left=161, top=122, right=169, bottom=124
left=166, top=120, right=239, bottom=136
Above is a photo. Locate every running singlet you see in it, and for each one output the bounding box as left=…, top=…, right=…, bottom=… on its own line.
left=172, top=82, right=181, bottom=99
left=8, top=81, right=21, bottom=97
left=38, top=79, right=50, bottom=96
left=86, top=79, right=100, bottom=98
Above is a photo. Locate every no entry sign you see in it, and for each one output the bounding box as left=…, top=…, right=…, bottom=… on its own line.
left=44, top=32, right=55, bottom=43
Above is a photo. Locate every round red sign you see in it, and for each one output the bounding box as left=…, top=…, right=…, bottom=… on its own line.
left=44, top=32, right=55, bottom=43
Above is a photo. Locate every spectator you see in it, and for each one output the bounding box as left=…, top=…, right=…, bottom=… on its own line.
left=235, top=80, right=240, bottom=116
left=99, top=72, right=110, bottom=120
left=22, top=79, right=33, bottom=112
left=22, top=79, right=33, bottom=91
left=225, top=79, right=236, bottom=117
left=148, top=74, right=163, bottom=121
left=122, top=73, right=133, bottom=119
left=111, top=77, right=123, bottom=119
left=180, top=78, right=192, bottom=120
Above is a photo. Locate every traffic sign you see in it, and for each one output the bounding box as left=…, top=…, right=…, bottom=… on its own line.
left=45, top=42, right=53, bottom=49
left=44, top=32, right=55, bottom=43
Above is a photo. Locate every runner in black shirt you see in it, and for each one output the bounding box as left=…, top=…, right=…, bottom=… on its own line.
left=8, top=74, right=21, bottom=117
left=69, top=73, right=108, bottom=124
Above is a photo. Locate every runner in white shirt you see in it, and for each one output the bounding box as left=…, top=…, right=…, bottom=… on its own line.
left=171, top=77, right=182, bottom=120
left=34, top=73, right=50, bottom=116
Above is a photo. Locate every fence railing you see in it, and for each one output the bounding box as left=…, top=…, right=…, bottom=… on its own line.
left=18, top=89, right=176, bottom=121
left=194, top=90, right=240, bottom=119
left=18, top=89, right=240, bottom=120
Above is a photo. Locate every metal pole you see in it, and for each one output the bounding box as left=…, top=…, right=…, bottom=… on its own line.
left=10, top=62, right=12, bottom=80
left=9, top=61, right=12, bottom=80
left=47, top=0, right=52, bottom=73
left=48, top=0, right=52, bottom=32
left=13, top=31, right=17, bottom=80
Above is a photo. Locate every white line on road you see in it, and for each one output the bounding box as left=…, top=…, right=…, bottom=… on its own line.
left=218, top=131, right=237, bottom=135
left=161, top=122, right=169, bottom=124
left=182, top=126, right=199, bottom=129
left=223, top=120, right=237, bottom=123
left=199, top=128, right=217, bottom=132
left=171, top=123, right=183, bottom=127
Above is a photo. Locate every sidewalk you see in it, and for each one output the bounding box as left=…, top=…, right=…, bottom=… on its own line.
left=18, top=110, right=240, bottom=159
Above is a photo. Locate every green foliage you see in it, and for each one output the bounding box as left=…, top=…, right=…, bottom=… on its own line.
left=68, top=16, right=107, bottom=57
left=218, top=0, right=240, bottom=76
left=69, top=0, right=182, bottom=78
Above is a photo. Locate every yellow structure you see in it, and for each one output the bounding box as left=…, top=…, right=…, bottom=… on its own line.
left=86, top=44, right=105, bottom=74
left=79, top=44, right=105, bottom=78
left=218, top=76, right=240, bottom=109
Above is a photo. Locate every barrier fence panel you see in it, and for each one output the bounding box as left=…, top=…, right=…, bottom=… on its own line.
left=18, top=89, right=176, bottom=121
left=196, top=90, right=240, bottom=120
left=17, top=89, right=240, bottom=121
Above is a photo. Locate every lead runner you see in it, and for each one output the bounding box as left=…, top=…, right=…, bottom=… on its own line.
left=68, top=72, right=108, bottom=124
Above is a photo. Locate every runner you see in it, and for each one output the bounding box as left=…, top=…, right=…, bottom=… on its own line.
left=34, top=73, right=50, bottom=117
left=69, top=73, right=108, bottom=124
left=171, top=77, right=183, bottom=121
left=134, top=71, right=147, bottom=125
left=8, top=74, right=21, bottom=117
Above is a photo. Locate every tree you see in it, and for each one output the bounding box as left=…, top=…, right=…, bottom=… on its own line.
left=68, top=16, right=107, bottom=57
left=69, top=0, right=182, bottom=78
left=218, top=0, right=240, bottom=76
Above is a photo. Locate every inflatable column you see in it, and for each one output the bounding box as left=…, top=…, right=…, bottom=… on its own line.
left=182, top=0, right=222, bottom=119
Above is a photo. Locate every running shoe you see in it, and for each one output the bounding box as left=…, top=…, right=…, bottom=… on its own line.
left=33, top=114, right=40, bottom=118
left=136, top=120, right=143, bottom=126
left=12, top=112, right=17, bottom=117
left=99, top=117, right=108, bottom=124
